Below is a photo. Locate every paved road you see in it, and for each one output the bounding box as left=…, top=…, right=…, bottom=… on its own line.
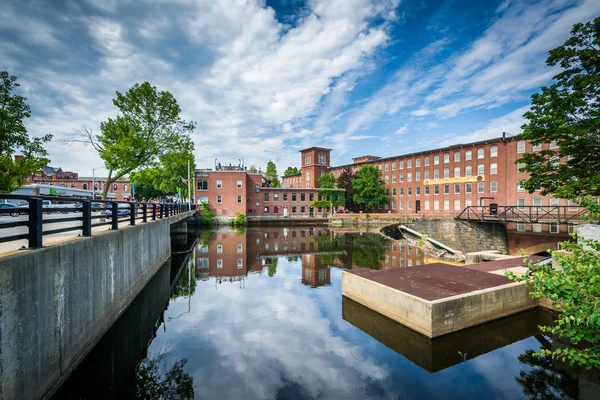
left=0, top=212, right=133, bottom=255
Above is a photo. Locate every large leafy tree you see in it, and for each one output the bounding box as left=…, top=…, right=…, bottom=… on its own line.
left=352, top=165, right=389, bottom=211
left=76, top=82, right=195, bottom=200
left=283, top=166, right=300, bottom=176
left=317, top=172, right=336, bottom=188
left=517, top=17, right=600, bottom=198
left=508, top=17, right=600, bottom=370
left=0, top=71, right=52, bottom=192
left=265, top=160, right=280, bottom=187
left=337, top=166, right=356, bottom=210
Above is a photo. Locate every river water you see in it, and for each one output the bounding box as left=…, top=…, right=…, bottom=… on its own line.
left=54, top=226, right=596, bottom=399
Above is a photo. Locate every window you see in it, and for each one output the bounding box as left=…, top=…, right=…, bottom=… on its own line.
left=407, top=187, right=412, bottom=196
left=477, top=182, right=484, bottom=193
left=424, top=170, right=430, bottom=180
left=392, top=174, right=396, bottom=183
left=434, top=169, right=439, bottom=179
left=399, top=161, right=404, bottom=169
left=407, top=173, right=412, bottom=182
left=113, top=183, right=118, bottom=191
left=517, top=181, right=525, bottom=192
left=465, top=199, right=472, bottom=207
left=490, top=181, right=497, bottom=193
left=424, top=157, right=430, bottom=166
left=443, top=153, right=450, bottom=163
left=518, top=198, right=525, bottom=210
left=301, top=193, right=305, bottom=201
left=216, top=180, right=222, bottom=189
left=83, top=183, right=88, bottom=190
left=477, top=148, right=484, bottom=159
left=517, top=223, right=526, bottom=232
left=301, top=206, right=305, bottom=213
left=433, top=155, right=439, bottom=165
left=237, top=195, right=242, bottom=204
left=533, top=198, right=542, bottom=207
left=392, top=188, right=397, bottom=196
left=568, top=222, right=577, bottom=234
left=550, top=223, right=559, bottom=233
left=454, top=183, right=460, bottom=194
left=197, top=180, right=209, bottom=191
left=274, top=193, right=279, bottom=201
left=444, top=200, right=450, bottom=210
left=237, top=244, right=243, bottom=253
left=466, top=183, right=472, bottom=194
left=443, top=168, right=449, bottom=178
left=444, top=184, right=450, bottom=194
left=549, top=141, right=559, bottom=149
left=392, top=200, right=396, bottom=209
left=415, top=158, right=421, bottom=167
left=550, top=198, right=559, bottom=206
left=465, top=150, right=472, bottom=161
left=237, top=180, right=243, bottom=188
left=465, top=166, right=472, bottom=177
left=407, top=200, right=412, bottom=210
left=568, top=199, right=578, bottom=211
left=400, top=188, right=404, bottom=196
left=454, top=152, right=460, bottom=162
left=490, top=146, right=498, bottom=157
left=490, top=163, right=497, bottom=175
left=434, top=200, right=440, bottom=210
left=255, top=185, right=260, bottom=193
left=416, top=186, right=421, bottom=195
left=217, top=195, right=222, bottom=204
left=517, top=140, right=526, bottom=153
left=304, top=155, right=311, bottom=164
left=517, top=163, right=525, bottom=172
left=385, top=175, right=389, bottom=183
left=425, top=186, right=430, bottom=195
left=309, top=193, right=314, bottom=201
left=434, top=185, right=439, bottom=195
left=71, top=183, right=76, bottom=188
left=477, top=164, right=484, bottom=175
left=217, top=244, right=223, bottom=254
left=283, top=193, right=288, bottom=201
left=533, top=223, right=542, bottom=233
left=217, top=259, right=223, bottom=269
left=454, top=200, right=461, bottom=210
left=407, top=160, right=412, bottom=168
left=318, top=153, right=327, bottom=164
left=550, top=156, right=559, bottom=168
left=454, top=167, right=460, bottom=178
left=385, top=163, right=389, bottom=171
left=292, top=193, right=297, bottom=201
left=415, top=171, right=421, bottom=181
left=264, top=193, right=269, bottom=201
left=398, top=200, right=404, bottom=210
left=424, top=200, right=430, bottom=210
left=532, top=143, right=542, bottom=152
left=256, top=200, right=260, bottom=206
left=292, top=206, right=297, bottom=213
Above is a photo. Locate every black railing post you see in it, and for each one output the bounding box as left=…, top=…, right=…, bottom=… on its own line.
left=82, top=200, right=92, bottom=236
left=130, top=203, right=136, bottom=225
left=152, top=204, right=157, bottom=220
left=28, top=197, right=43, bottom=248
left=142, top=203, right=148, bottom=223
left=160, top=204, right=164, bottom=219
left=111, top=202, right=119, bottom=230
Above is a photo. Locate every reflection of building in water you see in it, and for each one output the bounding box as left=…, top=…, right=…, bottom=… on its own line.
left=382, top=240, right=425, bottom=269
left=301, top=254, right=331, bottom=287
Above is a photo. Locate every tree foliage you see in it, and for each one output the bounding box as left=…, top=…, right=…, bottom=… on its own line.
left=337, top=166, right=356, bottom=210
left=352, top=165, right=389, bottom=211
left=130, top=355, right=194, bottom=399
left=198, top=201, right=214, bottom=225
left=508, top=17, right=600, bottom=370
left=265, top=160, right=280, bottom=187
left=318, top=172, right=336, bottom=188
left=0, top=71, right=53, bottom=192
left=517, top=17, right=600, bottom=198
left=283, top=166, right=300, bottom=176
left=76, top=82, right=195, bottom=199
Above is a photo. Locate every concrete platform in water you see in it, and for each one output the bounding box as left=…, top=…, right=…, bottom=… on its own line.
left=341, top=256, right=546, bottom=338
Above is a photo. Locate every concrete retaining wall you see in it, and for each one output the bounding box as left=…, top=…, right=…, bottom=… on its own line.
left=0, top=215, right=185, bottom=400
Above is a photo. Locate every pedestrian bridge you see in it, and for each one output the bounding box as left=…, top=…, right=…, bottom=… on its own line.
left=457, top=205, right=593, bottom=224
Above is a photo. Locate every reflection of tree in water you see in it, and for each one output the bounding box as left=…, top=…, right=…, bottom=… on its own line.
left=267, top=257, right=278, bottom=277
left=516, top=349, right=578, bottom=400
left=172, top=259, right=196, bottom=299
left=347, top=234, right=390, bottom=270
left=130, top=352, right=195, bottom=399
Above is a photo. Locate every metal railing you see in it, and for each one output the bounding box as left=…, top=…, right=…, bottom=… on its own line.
left=0, top=194, right=196, bottom=249
left=457, top=205, right=594, bottom=224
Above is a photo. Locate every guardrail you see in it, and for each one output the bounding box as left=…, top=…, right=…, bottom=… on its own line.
left=457, top=205, right=594, bottom=224
left=0, top=194, right=196, bottom=249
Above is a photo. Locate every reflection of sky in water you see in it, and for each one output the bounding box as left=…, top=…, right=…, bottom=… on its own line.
left=150, top=253, right=553, bottom=400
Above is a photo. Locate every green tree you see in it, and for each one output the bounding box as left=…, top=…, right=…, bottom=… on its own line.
left=283, top=166, right=300, bottom=176
left=198, top=201, right=214, bottom=225
left=130, top=354, right=194, bottom=399
left=266, top=160, right=280, bottom=187
left=337, top=166, right=356, bottom=210
left=352, top=165, right=389, bottom=211
left=0, top=71, right=53, bottom=192
left=517, top=17, right=600, bottom=198
left=507, top=17, right=600, bottom=370
left=76, top=82, right=195, bottom=200
left=318, top=172, right=336, bottom=188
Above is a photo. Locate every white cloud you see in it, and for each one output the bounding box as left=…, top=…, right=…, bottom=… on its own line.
left=394, top=125, right=408, bottom=135
left=411, top=108, right=432, bottom=117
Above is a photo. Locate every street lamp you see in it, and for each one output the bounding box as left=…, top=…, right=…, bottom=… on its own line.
left=92, top=166, right=105, bottom=199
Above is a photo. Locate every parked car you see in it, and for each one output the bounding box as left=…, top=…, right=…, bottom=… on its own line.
left=104, top=203, right=131, bottom=216
left=76, top=202, right=104, bottom=211
left=0, top=203, right=24, bottom=217
left=42, top=200, right=78, bottom=213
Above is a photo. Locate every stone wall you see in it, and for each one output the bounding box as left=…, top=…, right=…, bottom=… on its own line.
left=384, top=219, right=508, bottom=254
left=0, top=213, right=191, bottom=400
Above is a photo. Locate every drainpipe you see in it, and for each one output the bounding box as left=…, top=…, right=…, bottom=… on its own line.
left=399, top=225, right=458, bottom=255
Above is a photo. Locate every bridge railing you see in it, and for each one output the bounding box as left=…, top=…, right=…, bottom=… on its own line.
left=0, top=194, right=196, bottom=249
left=457, top=205, right=594, bottom=224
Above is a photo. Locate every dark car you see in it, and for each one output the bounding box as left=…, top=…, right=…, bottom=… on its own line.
left=104, top=203, right=131, bottom=216
left=0, top=203, right=23, bottom=217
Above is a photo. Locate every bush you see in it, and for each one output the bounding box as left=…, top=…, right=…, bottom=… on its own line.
left=229, top=212, right=247, bottom=227
left=199, top=201, right=214, bottom=225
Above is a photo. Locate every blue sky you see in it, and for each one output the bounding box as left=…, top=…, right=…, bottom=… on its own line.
left=2, top=0, right=599, bottom=176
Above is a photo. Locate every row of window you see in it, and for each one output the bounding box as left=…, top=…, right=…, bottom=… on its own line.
left=383, top=164, right=495, bottom=183
left=516, top=140, right=559, bottom=154
left=196, top=258, right=244, bottom=270
left=516, top=222, right=575, bottom=234
left=379, top=147, right=499, bottom=173
left=389, top=182, right=498, bottom=196
left=46, top=182, right=127, bottom=191
left=389, top=199, right=475, bottom=211
left=197, top=180, right=243, bottom=191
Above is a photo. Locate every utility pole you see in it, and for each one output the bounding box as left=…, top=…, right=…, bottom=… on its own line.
left=188, top=159, right=192, bottom=211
